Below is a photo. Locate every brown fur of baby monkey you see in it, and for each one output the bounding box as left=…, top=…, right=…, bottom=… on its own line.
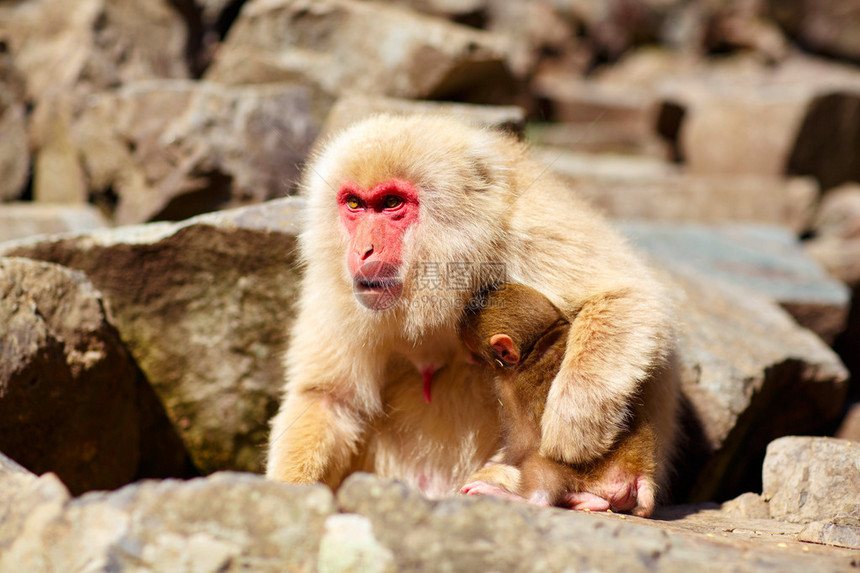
left=461, top=283, right=660, bottom=516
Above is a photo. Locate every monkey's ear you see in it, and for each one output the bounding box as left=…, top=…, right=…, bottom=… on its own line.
left=489, top=334, right=520, bottom=365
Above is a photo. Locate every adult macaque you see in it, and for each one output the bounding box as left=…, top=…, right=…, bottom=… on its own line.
left=460, top=283, right=667, bottom=516
left=266, top=114, right=679, bottom=511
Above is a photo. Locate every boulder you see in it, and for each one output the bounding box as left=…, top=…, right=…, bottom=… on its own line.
left=797, top=516, right=860, bottom=550
left=0, top=257, right=194, bottom=495
left=677, top=86, right=811, bottom=177
left=1, top=459, right=856, bottom=572
left=721, top=492, right=771, bottom=520
left=527, top=120, right=669, bottom=157
left=37, top=80, right=319, bottom=225
left=0, top=198, right=304, bottom=475
left=665, top=269, right=848, bottom=501
left=29, top=94, right=89, bottom=205
left=0, top=46, right=28, bottom=202
left=334, top=473, right=857, bottom=572
left=662, top=55, right=860, bottom=188
left=0, top=0, right=188, bottom=103
left=766, top=0, right=860, bottom=62
left=835, top=402, right=860, bottom=442
left=763, top=437, right=860, bottom=524
left=786, top=91, right=860, bottom=190
left=805, top=183, right=860, bottom=293
left=483, top=0, right=587, bottom=78
left=540, top=148, right=818, bottom=233
left=205, top=0, right=516, bottom=102
left=0, top=462, right=334, bottom=572
left=810, top=183, right=860, bottom=240
left=624, top=223, right=851, bottom=343
left=0, top=203, right=109, bottom=244
left=805, top=238, right=860, bottom=287
left=531, top=75, right=659, bottom=134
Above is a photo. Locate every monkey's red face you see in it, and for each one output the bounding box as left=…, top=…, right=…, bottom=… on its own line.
left=338, top=179, right=420, bottom=310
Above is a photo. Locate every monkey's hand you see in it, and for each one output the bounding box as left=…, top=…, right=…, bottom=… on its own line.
left=266, top=387, right=366, bottom=487
left=539, top=288, right=671, bottom=466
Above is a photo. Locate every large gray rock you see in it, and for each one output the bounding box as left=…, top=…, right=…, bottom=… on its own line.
left=1, top=459, right=857, bottom=572
left=0, top=0, right=188, bottom=103
left=528, top=120, right=670, bottom=158
left=725, top=435, right=860, bottom=550
left=787, top=91, right=860, bottom=191
left=805, top=238, right=860, bottom=287
left=335, top=473, right=857, bottom=572
left=677, top=85, right=811, bottom=177
left=205, top=0, right=515, bottom=102
left=836, top=402, right=860, bottom=442
left=624, top=223, right=851, bottom=343
left=29, top=93, right=89, bottom=204
left=805, top=183, right=860, bottom=290
left=763, top=436, right=860, bottom=524
left=767, top=0, right=860, bottom=62
left=0, top=198, right=304, bottom=475
left=666, top=269, right=848, bottom=502
left=0, top=462, right=334, bottom=572
left=540, top=148, right=818, bottom=233
left=39, top=80, right=319, bottom=225
left=641, top=226, right=848, bottom=499
left=810, top=183, right=860, bottom=240
left=798, top=517, right=860, bottom=550
left=0, top=48, right=28, bottom=202
left=663, top=55, right=860, bottom=189
left=0, top=257, right=193, bottom=494
left=530, top=76, right=666, bottom=157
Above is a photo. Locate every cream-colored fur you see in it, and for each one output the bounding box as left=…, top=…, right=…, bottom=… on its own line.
left=266, top=114, right=679, bottom=502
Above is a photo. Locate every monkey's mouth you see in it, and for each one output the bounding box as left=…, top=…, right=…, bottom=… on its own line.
left=356, top=278, right=398, bottom=290
left=353, top=262, right=402, bottom=311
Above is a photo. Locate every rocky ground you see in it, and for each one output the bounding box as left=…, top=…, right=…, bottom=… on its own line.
left=1, top=0, right=860, bottom=570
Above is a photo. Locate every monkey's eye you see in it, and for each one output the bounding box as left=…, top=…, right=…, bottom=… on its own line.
left=346, top=196, right=362, bottom=210
left=383, top=195, right=404, bottom=209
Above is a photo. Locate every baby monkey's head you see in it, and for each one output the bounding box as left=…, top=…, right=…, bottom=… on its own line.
left=461, top=283, right=567, bottom=370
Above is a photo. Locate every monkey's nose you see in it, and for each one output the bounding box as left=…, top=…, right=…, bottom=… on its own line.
left=359, top=244, right=374, bottom=260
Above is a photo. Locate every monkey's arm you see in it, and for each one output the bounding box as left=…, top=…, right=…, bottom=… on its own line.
left=266, top=320, right=380, bottom=487
left=266, top=385, right=366, bottom=487
left=540, top=286, right=672, bottom=466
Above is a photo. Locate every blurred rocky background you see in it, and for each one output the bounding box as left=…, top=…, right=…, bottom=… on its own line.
left=2, top=0, right=860, bottom=569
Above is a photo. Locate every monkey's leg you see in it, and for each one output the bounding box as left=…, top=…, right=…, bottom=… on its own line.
left=561, top=465, right=656, bottom=517
left=561, top=419, right=659, bottom=517
left=267, top=389, right=365, bottom=488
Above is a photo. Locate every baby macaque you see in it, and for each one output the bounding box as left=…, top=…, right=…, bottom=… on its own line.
left=461, top=283, right=659, bottom=516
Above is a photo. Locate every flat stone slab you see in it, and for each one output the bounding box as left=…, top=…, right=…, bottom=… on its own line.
left=621, top=222, right=851, bottom=341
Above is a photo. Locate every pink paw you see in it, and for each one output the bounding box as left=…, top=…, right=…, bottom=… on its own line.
left=460, top=481, right=529, bottom=503
left=563, top=491, right=612, bottom=512
left=562, top=471, right=655, bottom=517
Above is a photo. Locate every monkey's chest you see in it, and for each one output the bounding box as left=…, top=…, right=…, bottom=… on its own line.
left=356, top=357, right=502, bottom=497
